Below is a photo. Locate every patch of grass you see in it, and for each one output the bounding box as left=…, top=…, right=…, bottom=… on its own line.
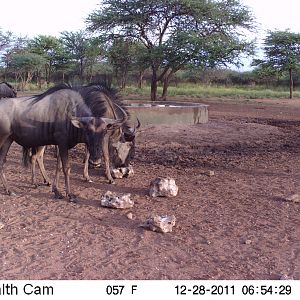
left=123, top=84, right=300, bottom=99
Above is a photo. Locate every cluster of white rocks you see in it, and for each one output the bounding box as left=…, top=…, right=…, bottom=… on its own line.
left=100, top=175, right=179, bottom=233
left=100, top=191, right=134, bottom=209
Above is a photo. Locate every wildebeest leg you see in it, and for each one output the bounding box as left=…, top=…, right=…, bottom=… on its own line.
left=36, top=146, right=51, bottom=186
left=59, top=146, right=77, bottom=203
left=30, top=148, right=38, bottom=187
left=102, top=133, right=114, bottom=184
left=0, top=137, right=14, bottom=195
left=83, top=145, right=92, bottom=182
left=31, top=146, right=51, bottom=187
left=52, top=151, right=64, bottom=199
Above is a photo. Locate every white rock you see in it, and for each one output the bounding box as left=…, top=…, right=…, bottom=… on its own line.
left=149, top=177, right=178, bottom=197
left=141, top=215, right=176, bottom=233
left=126, top=212, right=134, bottom=220
left=204, top=170, right=215, bottom=176
left=284, top=194, right=300, bottom=203
left=111, top=168, right=123, bottom=179
left=100, top=191, right=134, bottom=209
left=280, top=274, right=294, bottom=280
left=111, top=165, right=134, bottom=179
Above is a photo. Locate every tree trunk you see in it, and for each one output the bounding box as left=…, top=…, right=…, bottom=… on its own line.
left=80, top=59, right=84, bottom=83
left=161, top=71, right=175, bottom=101
left=289, top=68, right=293, bottom=99
left=150, top=67, right=158, bottom=101
left=160, top=68, right=177, bottom=101
left=160, top=76, right=169, bottom=101
left=37, top=72, right=42, bottom=89
left=45, top=64, right=52, bottom=85
left=121, top=72, right=127, bottom=89
left=138, top=70, right=144, bottom=89
left=25, top=71, right=33, bottom=89
left=121, top=68, right=128, bottom=89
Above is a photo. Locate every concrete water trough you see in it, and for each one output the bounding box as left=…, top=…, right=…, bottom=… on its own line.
left=125, top=101, right=209, bottom=125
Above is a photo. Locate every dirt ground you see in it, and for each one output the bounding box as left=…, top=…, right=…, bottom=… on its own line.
left=0, top=96, right=300, bottom=280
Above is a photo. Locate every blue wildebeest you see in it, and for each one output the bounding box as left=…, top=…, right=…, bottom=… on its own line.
left=0, top=82, right=17, bottom=99
left=78, top=83, right=140, bottom=182
left=23, top=83, right=139, bottom=186
left=0, top=84, right=127, bottom=202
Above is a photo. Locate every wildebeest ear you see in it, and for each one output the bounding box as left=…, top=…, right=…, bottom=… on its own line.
left=71, top=118, right=83, bottom=128
left=71, top=117, right=92, bottom=129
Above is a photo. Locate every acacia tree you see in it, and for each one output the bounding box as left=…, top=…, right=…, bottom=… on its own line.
left=60, top=31, right=103, bottom=82
left=85, top=37, right=106, bottom=82
left=161, top=30, right=254, bottom=99
left=108, top=38, right=149, bottom=89
left=108, top=38, right=131, bottom=88
left=60, top=31, right=88, bottom=82
left=0, top=30, right=18, bottom=79
left=29, top=35, right=63, bottom=84
left=87, top=0, right=255, bottom=100
left=0, top=29, right=12, bottom=51
left=9, top=52, right=46, bottom=90
left=253, top=30, right=300, bottom=99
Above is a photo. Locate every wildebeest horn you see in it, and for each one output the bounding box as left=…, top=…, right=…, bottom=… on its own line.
left=115, top=102, right=128, bottom=124
left=133, top=118, right=141, bottom=134
left=103, top=102, right=128, bottom=130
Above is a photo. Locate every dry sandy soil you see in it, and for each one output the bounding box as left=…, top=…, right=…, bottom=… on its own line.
left=0, top=96, right=300, bottom=280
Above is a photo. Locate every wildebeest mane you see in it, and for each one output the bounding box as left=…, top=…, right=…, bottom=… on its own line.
left=0, top=81, right=17, bottom=98
left=0, top=81, right=14, bottom=89
left=30, top=83, right=73, bottom=104
left=78, top=83, right=131, bottom=131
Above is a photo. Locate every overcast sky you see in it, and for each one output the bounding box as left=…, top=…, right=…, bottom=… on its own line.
left=0, top=0, right=100, bottom=37
left=1, top=0, right=299, bottom=37
left=1, top=0, right=299, bottom=70
left=242, top=0, right=300, bottom=33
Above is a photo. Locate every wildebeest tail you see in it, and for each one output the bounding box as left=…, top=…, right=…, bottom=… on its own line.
left=22, top=147, right=32, bottom=168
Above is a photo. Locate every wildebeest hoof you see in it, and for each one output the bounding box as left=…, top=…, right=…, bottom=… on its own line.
left=108, top=179, right=115, bottom=184
left=53, top=188, right=64, bottom=199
